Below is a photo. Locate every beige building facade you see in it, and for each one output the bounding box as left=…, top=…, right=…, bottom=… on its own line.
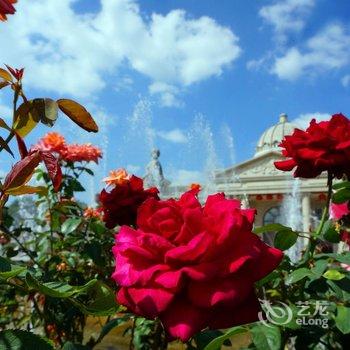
left=214, top=114, right=328, bottom=233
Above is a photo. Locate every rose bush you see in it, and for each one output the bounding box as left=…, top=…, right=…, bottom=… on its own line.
left=274, top=113, right=350, bottom=178
left=112, top=190, right=283, bottom=341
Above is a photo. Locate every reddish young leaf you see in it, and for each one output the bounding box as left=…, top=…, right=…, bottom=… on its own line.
left=0, top=68, right=12, bottom=82
left=2, top=151, right=41, bottom=192
left=0, top=118, right=11, bottom=131
left=15, top=133, right=28, bottom=159
left=0, top=81, right=9, bottom=90
left=5, top=65, right=24, bottom=81
left=57, top=99, right=98, bottom=133
left=40, top=151, right=62, bottom=192
left=5, top=185, right=47, bottom=196
left=0, top=136, right=14, bottom=157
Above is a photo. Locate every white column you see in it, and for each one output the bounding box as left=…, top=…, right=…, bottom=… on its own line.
left=302, top=193, right=311, bottom=233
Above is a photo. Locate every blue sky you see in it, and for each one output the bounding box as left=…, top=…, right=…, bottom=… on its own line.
left=1, top=0, right=350, bottom=201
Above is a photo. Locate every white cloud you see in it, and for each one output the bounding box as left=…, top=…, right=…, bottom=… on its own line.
left=259, top=0, right=314, bottom=41
left=157, top=128, right=188, bottom=143
left=246, top=52, right=273, bottom=71
left=115, top=76, right=134, bottom=92
left=149, top=82, right=183, bottom=107
left=0, top=0, right=241, bottom=104
left=342, top=74, right=350, bottom=87
left=169, top=169, right=203, bottom=186
left=292, top=112, right=330, bottom=129
left=272, top=24, right=350, bottom=80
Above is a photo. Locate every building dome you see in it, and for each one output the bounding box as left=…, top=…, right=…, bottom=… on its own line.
left=255, top=113, right=296, bottom=157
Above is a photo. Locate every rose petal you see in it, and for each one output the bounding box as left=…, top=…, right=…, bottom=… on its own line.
left=161, top=299, right=207, bottom=342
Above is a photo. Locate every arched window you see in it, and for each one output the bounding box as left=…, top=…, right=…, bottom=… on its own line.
left=263, top=206, right=282, bottom=225
left=262, top=206, right=282, bottom=246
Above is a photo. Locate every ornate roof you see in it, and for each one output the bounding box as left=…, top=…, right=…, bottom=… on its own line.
left=255, top=113, right=296, bottom=157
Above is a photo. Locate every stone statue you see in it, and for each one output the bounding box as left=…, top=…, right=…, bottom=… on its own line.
left=144, top=148, right=169, bottom=192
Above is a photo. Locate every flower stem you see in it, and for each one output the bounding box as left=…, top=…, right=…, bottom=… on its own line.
left=304, top=172, right=333, bottom=261
left=315, top=171, right=333, bottom=237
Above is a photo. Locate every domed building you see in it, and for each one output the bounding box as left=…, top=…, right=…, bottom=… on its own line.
left=214, top=113, right=327, bottom=239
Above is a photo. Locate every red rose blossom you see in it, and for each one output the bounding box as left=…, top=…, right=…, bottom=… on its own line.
left=112, top=191, right=283, bottom=341
left=330, top=201, right=349, bottom=221
left=274, top=114, right=350, bottom=178
left=99, top=175, right=159, bottom=228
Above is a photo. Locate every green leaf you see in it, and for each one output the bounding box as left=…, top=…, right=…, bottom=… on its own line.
left=0, top=266, right=26, bottom=280
left=25, top=273, right=96, bottom=298
left=89, top=221, right=106, bottom=235
left=0, top=330, right=54, bottom=350
left=0, top=256, right=11, bottom=272
left=315, top=253, right=350, bottom=265
left=0, top=257, right=26, bottom=280
left=322, top=220, right=340, bottom=243
left=274, top=229, right=298, bottom=250
left=85, top=241, right=103, bottom=266
left=251, top=324, right=281, bottom=350
left=323, top=269, right=345, bottom=281
left=332, top=188, right=350, bottom=204
left=194, top=330, right=231, bottom=350
left=311, top=259, right=328, bottom=278
left=254, top=223, right=291, bottom=234
left=70, top=281, right=118, bottom=316
left=333, top=181, right=350, bottom=190
left=327, top=280, right=345, bottom=299
left=286, top=268, right=315, bottom=284
left=61, top=218, right=82, bottom=235
left=203, top=326, right=248, bottom=350
left=335, top=306, right=350, bottom=334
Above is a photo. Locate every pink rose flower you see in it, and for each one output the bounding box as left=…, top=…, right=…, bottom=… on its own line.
left=330, top=201, right=349, bottom=220
left=112, top=191, right=283, bottom=341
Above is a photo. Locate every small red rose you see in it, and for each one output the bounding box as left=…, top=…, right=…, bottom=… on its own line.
left=99, top=173, right=159, bottom=228
left=275, top=114, right=350, bottom=178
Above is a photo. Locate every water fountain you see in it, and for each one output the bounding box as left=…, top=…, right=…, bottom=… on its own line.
left=281, top=178, right=304, bottom=263
left=186, top=114, right=220, bottom=200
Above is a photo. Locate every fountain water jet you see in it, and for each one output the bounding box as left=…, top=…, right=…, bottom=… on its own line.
left=281, top=178, right=304, bottom=263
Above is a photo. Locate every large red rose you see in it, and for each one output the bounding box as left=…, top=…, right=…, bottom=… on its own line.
left=274, top=114, right=350, bottom=178
left=112, top=191, right=283, bottom=341
left=99, top=175, right=159, bottom=228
